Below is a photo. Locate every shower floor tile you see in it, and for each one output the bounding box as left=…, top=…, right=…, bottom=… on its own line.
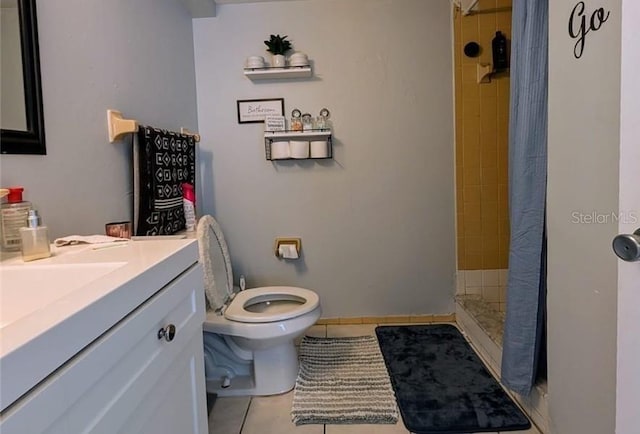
left=456, top=294, right=505, bottom=346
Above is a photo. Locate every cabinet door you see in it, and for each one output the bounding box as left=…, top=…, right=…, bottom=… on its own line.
left=0, top=264, right=207, bottom=434
left=121, top=332, right=207, bottom=434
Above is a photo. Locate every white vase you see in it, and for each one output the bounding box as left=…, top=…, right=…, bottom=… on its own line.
left=272, top=54, right=286, bottom=68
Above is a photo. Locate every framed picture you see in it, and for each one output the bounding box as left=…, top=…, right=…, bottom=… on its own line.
left=237, top=98, right=285, bottom=124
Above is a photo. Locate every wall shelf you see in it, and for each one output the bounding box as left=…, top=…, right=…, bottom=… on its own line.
left=265, top=130, right=330, bottom=140
left=264, top=130, right=332, bottom=161
left=244, top=66, right=312, bottom=80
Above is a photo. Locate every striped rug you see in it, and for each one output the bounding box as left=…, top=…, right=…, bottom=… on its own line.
left=291, top=335, right=399, bottom=425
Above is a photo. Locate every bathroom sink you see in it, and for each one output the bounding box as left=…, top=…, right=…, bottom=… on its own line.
left=0, top=262, right=126, bottom=329
left=0, top=239, right=200, bottom=414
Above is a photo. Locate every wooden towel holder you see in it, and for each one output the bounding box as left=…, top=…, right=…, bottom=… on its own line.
left=107, top=109, right=200, bottom=143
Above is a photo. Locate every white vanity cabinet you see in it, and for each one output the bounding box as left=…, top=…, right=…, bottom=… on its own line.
left=0, top=253, right=208, bottom=433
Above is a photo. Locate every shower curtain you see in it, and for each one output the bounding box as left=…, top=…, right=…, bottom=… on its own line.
left=501, top=0, right=548, bottom=395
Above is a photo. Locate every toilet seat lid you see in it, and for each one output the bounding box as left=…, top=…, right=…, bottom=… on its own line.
left=224, top=286, right=320, bottom=323
left=197, top=215, right=234, bottom=310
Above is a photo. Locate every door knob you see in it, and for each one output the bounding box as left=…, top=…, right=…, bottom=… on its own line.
left=612, top=229, right=640, bottom=262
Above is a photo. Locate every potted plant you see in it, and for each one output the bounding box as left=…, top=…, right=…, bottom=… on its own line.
left=264, top=34, right=292, bottom=68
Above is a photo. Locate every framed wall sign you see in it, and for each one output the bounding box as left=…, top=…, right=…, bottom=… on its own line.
left=237, top=98, right=285, bottom=124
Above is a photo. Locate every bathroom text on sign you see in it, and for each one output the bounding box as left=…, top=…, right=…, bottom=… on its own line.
left=568, top=1, right=610, bottom=59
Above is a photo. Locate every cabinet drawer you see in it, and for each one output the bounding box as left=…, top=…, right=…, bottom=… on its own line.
left=0, top=264, right=207, bottom=434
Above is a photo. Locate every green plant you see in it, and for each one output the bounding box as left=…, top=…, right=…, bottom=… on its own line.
left=264, top=34, right=292, bottom=55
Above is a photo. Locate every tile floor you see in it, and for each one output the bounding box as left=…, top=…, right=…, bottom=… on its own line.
left=207, top=323, right=541, bottom=434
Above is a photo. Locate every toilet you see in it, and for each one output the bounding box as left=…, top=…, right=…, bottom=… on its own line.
left=197, top=215, right=321, bottom=396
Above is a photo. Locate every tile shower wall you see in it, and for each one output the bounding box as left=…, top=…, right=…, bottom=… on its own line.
left=456, top=269, right=508, bottom=311
left=454, top=0, right=512, bottom=270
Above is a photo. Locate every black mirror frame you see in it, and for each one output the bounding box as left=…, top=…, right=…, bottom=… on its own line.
left=1, top=0, right=46, bottom=155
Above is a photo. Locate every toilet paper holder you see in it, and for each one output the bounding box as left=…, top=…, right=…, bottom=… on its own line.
left=275, top=237, right=301, bottom=259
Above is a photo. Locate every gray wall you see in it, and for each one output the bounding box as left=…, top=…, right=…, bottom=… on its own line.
left=0, top=0, right=198, bottom=239
left=547, top=0, right=620, bottom=432
left=193, top=0, right=456, bottom=318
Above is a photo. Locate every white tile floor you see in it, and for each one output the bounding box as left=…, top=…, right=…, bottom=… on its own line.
left=207, top=324, right=541, bottom=434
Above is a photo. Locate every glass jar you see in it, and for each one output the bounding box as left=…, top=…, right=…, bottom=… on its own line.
left=301, top=113, right=313, bottom=131
left=290, top=117, right=303, bottom=131
left=318, top=108, right=331, bottom=130
left=290, top=109, right=303, bottom=131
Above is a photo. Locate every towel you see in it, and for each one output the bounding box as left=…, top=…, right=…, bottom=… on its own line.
left=133, top=126, right=196, bottom=236
left=54, top=235, right=129, bottom=247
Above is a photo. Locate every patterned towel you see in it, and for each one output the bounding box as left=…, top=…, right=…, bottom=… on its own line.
left=133, top=126, right=196, bottom=236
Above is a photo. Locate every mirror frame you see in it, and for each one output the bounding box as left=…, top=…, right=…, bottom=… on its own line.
left=1, top=0, right=46, bottom=155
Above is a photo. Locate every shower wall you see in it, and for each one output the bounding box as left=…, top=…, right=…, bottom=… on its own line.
left=454, top=0, right=512, bottom=309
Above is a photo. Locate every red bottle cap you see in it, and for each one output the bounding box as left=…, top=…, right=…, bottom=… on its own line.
left=7, top=187, right=24, bottom=203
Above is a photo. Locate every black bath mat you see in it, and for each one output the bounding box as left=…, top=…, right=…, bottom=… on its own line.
left=375, top=324, right=531, bottom=433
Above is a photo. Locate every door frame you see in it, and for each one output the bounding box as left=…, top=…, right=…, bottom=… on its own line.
left=615, top=1, right=640, bottom=432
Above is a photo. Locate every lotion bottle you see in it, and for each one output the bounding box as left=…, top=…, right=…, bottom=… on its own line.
left=19, top=209, right=51, bottom=262
left=182, top=183, right=196, bottom=231
left=1, top=187, right=32, bottom=252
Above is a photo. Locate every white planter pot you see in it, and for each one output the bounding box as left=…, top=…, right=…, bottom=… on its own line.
left=272, top=54, right=286, bottom=68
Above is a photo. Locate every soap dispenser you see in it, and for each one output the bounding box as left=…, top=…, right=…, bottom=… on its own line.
left=19, top=210, right=51, bottom=261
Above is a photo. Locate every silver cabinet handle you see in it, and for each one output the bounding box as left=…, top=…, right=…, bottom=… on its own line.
left=613, top=229, right=640, bottom=262
left=157, top=324, right=176, bottom=342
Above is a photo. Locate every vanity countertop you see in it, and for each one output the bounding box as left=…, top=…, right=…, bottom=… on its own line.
left=0, top=239, right=199, bottom=412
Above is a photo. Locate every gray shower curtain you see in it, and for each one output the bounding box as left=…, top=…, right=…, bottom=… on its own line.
left=501, top=0, right=548, bottom=395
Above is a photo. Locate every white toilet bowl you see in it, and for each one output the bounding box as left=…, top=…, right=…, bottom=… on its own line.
left=197, top=215, right=321, bottom=396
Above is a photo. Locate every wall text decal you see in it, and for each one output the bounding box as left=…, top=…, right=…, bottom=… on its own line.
left=568, top=1, right=610, bottom=59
